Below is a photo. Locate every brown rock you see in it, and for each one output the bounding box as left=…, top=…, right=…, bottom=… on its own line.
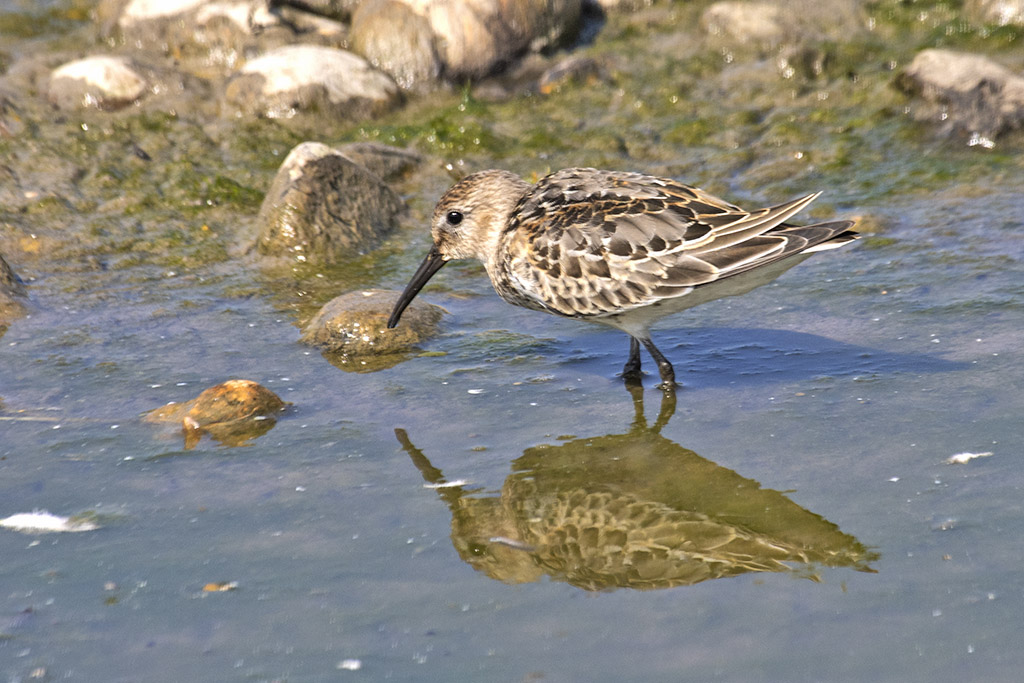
left=144, top=379, right=287, bottom=448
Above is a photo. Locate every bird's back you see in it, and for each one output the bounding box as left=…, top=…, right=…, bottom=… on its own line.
left=491, top=168, right=857, bottom=323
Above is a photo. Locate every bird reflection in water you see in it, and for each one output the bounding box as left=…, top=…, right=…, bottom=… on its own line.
left=395, top=388, right=877, bottom=591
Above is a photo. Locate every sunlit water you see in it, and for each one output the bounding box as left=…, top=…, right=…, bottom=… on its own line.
left=3, top=181, right=1023, bottom=682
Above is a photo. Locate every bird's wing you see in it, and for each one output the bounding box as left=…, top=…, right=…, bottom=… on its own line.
left=500, top=168, right=854, bottom=318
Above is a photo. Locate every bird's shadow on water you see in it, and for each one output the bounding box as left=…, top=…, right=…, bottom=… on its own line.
left=572, top=326, right=967, bottom=388
left=394, top=388, right=878, bottom=592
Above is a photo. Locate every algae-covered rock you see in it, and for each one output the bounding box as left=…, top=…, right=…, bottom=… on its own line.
left=255, top=142, right=406, bottom=263
left=896, top=48, right=1024, bottom=140
left=301, top=289, right=445, bottom=366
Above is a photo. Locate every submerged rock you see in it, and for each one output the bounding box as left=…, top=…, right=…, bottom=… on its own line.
left=225, top=45, right=400, bottom=119
left=301, top=289, right=445, bottom=369
left=255, top=142, right=406, bottom=263
left=350, top=0, right=581, bottom=83
left=144, top=379, right=287, bottom=449
left=48, top=55, right=148, bottom=110
left=895, top=48, right=1024, bottom=141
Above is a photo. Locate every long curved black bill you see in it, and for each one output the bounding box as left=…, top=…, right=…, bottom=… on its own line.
left=387, top=245, right=447, bottom=328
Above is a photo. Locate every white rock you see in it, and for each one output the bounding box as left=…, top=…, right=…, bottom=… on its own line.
left=238, top=45, right=398, bottom=113
left=49, top=55, right=148, bottom=110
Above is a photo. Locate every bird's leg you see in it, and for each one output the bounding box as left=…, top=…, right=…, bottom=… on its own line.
left=621, top=337, right=643, bottom=382
left=640, top=337, right=677, bottom=390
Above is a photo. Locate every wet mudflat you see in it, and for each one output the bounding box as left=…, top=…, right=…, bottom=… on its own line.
left=3, top=0, right=1024, bottom=681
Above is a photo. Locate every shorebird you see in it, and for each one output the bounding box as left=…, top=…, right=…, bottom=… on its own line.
left=387, top=168, right=858, bottom=388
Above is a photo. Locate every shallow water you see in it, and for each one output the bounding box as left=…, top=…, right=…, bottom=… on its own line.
left=4, top=1, right=1024, bottom=681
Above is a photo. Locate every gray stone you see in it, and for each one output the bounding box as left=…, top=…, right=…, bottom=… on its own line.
left=256, top=142, right=406, bottom=263
left=301, top=288, right=445, bottom=360
left=48, top=56, right=148, bottom=111
left=225, top=45, right=400, bottom=119
left=896, top=48, right=1024, bottom=140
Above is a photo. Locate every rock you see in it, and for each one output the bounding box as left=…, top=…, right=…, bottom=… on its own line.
left=255, top=142, right=406, bottom=263
left=350, top=0, right=582, bottom=82
left=0, top=254, right=29, bottom=329
left=350, top=0, right=442, bottom=90
left=225, top=45, right=400, bottom=119
left=700, top=0, right=866, bottom=47
left=301, top=289, right=445, bottom=369
left=185, top=379, right=286, bottom=428
left=966, top=0, right=1024, bottom=26
left=0, top=254, right=27, bottom=300
left=48, top=56, right=148, bottom=111
left=334, top=142, right=424, bottom=180
left=144, top=379, right=286, bottom=449
left=895, top=48, right=1024, bottom=140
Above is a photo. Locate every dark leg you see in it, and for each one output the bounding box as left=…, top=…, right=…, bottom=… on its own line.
left=640, top=337, right=677, bottom=389
left=621, top=336, right=642, bottom=381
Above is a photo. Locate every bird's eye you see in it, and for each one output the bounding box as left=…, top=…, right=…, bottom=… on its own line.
left=446, top=210, right=464, bottom=226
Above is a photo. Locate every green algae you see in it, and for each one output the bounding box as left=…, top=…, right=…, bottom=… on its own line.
left=3, top=0, right=1023, bottom=302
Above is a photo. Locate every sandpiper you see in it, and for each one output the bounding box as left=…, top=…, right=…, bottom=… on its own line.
left=387, top=168, right=858, bottom=388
